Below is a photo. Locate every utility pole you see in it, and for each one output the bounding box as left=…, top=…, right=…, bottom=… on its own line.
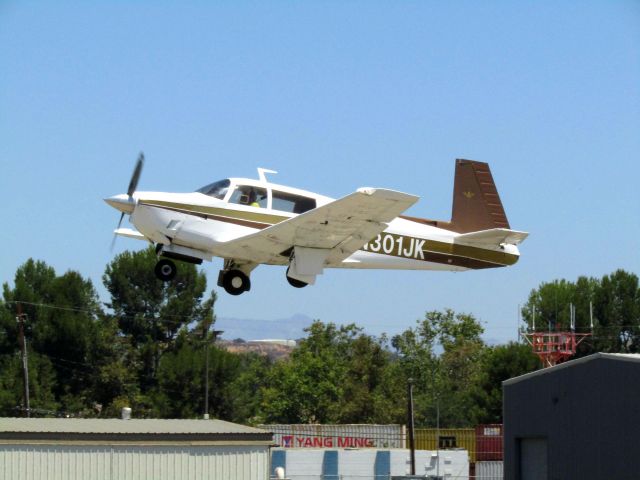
left=16, top=303, right=30, bottom=418
left=203, top=321, right=223, bottom=420
left=203, top=317, right=211, bottom=420
left=407, top=378, right=416, bottom=475
left=204, top=334, right=209, bottom=420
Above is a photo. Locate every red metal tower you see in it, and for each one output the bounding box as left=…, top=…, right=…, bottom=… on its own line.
left=523, top=303, right=592, bottom=368
left=524, top=331, right=591, bottom=367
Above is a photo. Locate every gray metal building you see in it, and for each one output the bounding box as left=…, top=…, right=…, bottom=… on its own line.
left=503, top=353, right=640, bottom=480
left=0, top=418, right=272, bottom=480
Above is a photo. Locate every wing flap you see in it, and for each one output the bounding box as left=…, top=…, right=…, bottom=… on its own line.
left=218, top=188, right=419, bottom=265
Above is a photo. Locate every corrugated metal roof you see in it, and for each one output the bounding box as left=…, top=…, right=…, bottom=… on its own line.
left=504, top=352, right=640, bottom=386
left=0, top=418, right=268, bottom=436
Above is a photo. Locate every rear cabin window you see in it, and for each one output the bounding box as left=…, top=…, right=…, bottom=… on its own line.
left=229, top=185, right=268, bottom=208
left=272, top=191, right=316, bottom=214
left=196, top=179, right=230, bottom=200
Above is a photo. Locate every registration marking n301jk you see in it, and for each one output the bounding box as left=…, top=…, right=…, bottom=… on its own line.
left=362, top=233, right=426, bottom=260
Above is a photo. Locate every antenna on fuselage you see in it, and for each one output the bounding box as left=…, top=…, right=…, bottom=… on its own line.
left=257, top=168, right=277, bottom=183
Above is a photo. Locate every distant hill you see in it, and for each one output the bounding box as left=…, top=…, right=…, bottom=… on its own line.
left=221, top=340, right=295, bottom=361
left=214, top=313, right=314, bottom=342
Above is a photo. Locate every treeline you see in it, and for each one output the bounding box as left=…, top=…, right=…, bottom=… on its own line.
left=521, top=270, right=640, bottom=353
left=0, top=247, right=638, bottom=425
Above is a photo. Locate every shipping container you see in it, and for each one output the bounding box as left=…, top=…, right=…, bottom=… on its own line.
left=475, top=460, right=503, bottom=479
left=412, top=428, right=477, bottom=463
left=261, top=424, right=404, bottom=449
left=475, top=424, right=503, bottom=461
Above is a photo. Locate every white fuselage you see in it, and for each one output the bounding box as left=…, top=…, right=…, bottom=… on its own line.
left=128, top=176, right=520, bottom=273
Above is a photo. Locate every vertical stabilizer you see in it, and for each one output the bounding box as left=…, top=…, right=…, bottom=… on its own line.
left=449, top=159, right=510, bottom=233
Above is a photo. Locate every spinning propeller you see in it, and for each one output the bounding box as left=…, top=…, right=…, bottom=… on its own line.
left=107, top=153, right=144, bottom=250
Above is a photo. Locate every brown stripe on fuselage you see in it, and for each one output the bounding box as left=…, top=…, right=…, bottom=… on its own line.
left=409, top=249, right=505, bottom=269
left=360, top=232, right=518, bottom=268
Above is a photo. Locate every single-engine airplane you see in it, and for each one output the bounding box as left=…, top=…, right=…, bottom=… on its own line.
left=105, top=156, right=527, bottom=296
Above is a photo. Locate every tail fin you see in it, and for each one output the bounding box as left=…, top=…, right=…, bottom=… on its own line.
left=449, top=159, right=510, bottom=233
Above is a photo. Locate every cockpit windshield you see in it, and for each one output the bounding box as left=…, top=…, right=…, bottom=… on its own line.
left=196, top=179, right=230, bottom=200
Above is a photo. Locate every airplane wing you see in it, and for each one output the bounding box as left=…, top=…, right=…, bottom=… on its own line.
left=218, top=187, right=419, bottom=268
left=455, top=228, right=529, bottom=247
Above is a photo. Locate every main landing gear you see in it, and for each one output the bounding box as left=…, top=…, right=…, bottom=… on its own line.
left=155, top=256, right=309, bottom=294
left=219, top=269, right=251, bottom=296
left=217, top=260, right=254, bottom=296
left=286, top=267, right=308, bottom=289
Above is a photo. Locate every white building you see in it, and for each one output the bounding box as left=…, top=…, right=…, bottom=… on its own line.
left=0, top=418, right=272, bottom=480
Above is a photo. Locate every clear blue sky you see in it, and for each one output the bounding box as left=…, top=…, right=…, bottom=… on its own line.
left=2, top=1, right=639, bottom=343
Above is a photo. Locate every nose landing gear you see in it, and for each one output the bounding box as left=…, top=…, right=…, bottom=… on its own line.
left=155, top=259, right=177, bottom=281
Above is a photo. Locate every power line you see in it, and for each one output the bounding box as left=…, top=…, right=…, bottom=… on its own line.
left=3, top=300, right=207, bottom=325
left=2, top=301, right=638, bottom=347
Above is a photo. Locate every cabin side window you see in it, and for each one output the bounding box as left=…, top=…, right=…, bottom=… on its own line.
left=196, top=179, right=230, bottom=200
left=272, top=191, right=316, bottom=214
left=229, top=185, right=268, bottom=208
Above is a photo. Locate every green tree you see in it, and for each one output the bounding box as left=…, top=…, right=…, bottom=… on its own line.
left=102, top=247, right=216, bottom=394
left=227, top=352, right=272, bottom=424
left=91, top=316, right=141, bottom=417
left=260, top=321, right=394, bottom=424
left=336, top=332, right=395, bottom=423
left=152, top=329, right=241, bottom=418
left=593, top=270, right=640, bottom=353
left=521, top=279, right=582, bottom=332
left=0, top=351, right=59, bottom=416
left=260, top=322, right=347, bottom=423
left=522, top=270, right=640, bottom=354
left=0, top=259, right=110, bottom=415
left=392, top=309, right=486, bottom=427
left=470, top=342, right=539, bottom=423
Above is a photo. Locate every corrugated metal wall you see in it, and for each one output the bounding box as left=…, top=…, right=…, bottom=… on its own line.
left=475, top=460, right=503, bottom=479
left=0, top=444, right=269, bottom=480
left=0, top=446, right=111, bottom=480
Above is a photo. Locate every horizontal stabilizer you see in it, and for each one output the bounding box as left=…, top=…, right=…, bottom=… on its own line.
left=114, top=228, right=148, bottom=241
left=455, top=228, right=528, bottom=247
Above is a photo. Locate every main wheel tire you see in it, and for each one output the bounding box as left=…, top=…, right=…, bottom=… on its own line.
left=286, top=268, right=308, bottom=288
left=155, top=259, right=177, bottom=281
left=222, top=269, right=250, bottom=295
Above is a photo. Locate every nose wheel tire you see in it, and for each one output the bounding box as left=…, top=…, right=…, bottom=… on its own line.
left=222, top=269, right=251, bottom=296
left=286, top=268, right=308, bottom=288
left=155, top=259, right=177, bottom=282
